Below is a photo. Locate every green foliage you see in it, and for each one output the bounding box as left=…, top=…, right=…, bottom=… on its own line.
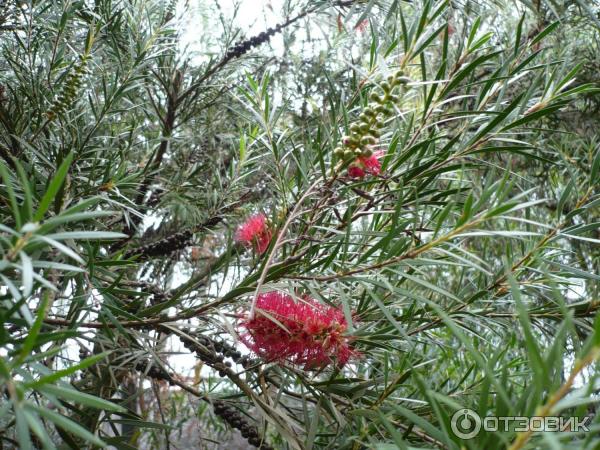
left=0, top=0, right=598, bottom=449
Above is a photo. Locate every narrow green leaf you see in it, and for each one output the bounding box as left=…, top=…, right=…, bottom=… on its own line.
left=37, top=384, right=126, bottom=413
left=24, top=352, right=111, bottom=389
left=15, top=292, right=50, bottom=366
left=591, top=147, right=600, bottom=184
left=34, top=152, right=74, bottom=222
left=530, top=21, right=559, bottom=47
left=28, top=404, right=106, bottom=447
left=15, top=406, right=33, bottom=450
left=0, top=161, right=22, bottom=229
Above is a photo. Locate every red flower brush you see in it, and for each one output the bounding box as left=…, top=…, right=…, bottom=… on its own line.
left=348, top=150, right=384, bottom=179
left=235, top=213, right=272, bottom=254
left=240, top=292, right=357, bottom=369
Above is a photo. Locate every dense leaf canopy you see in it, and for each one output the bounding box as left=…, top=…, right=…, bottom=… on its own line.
left=0, top=1, right=598, bottom=449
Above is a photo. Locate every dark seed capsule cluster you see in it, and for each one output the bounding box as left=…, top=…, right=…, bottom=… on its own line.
left=47, top=54, right=90, bottom=120
left=137, top=280, right=170, bottom=306
left=215, top=337, right=258, bottom=371
left=179, top=330, right=257, bottom=376
left=334, top=70, right=410, bottom=161
left=134, top=360, right=175, bottom=385
left=149, top=289, right=167, bottom=306
left=225, top=25, right=283, bottom=60
left=124, top=230, right=193, bottom=259
left=146, top=188, right=163, bottom=207
left=78, top=347, right=90, bottom=361
left=213, top=400, right=274, bottom=449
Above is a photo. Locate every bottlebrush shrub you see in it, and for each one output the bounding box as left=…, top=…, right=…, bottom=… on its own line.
left=239, top=291, right=357, bottom=369
left=235, top=213, right=272, bottom=254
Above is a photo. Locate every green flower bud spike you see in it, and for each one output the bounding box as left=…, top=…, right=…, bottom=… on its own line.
left=331, top=68, right=411, bottom=175
left=46, top=27, right=95, bottom=120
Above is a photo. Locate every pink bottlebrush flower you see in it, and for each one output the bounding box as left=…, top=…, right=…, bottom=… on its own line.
left=348, top=150, right=384, bottom=179
left=447, top=23, right=456, bottom=37
left=239, top=292, right=357, bottom=369
left=363, top=150, right=384, bottom=174
left=235, top=214, right=272, bottom=254
left=354, top=19, right=369, bottom=33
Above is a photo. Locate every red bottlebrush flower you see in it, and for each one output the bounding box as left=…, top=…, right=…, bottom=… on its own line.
left=240, top=292, right=357, bottom=369
left=348, top=165, right=366, bottom=178
left=348, top=150, right=384, bottom=179
left=235, top=214, right=272, bottom=254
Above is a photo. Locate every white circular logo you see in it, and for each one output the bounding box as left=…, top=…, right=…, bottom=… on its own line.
left=451, top=408, right=481, bottom=440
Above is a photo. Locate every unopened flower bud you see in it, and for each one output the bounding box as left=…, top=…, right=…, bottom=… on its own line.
left=361, top=136, right=376, bottom=146
left=370, top=92, right=381, bottom=103
left=334, top=147, right=344, bottom=157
